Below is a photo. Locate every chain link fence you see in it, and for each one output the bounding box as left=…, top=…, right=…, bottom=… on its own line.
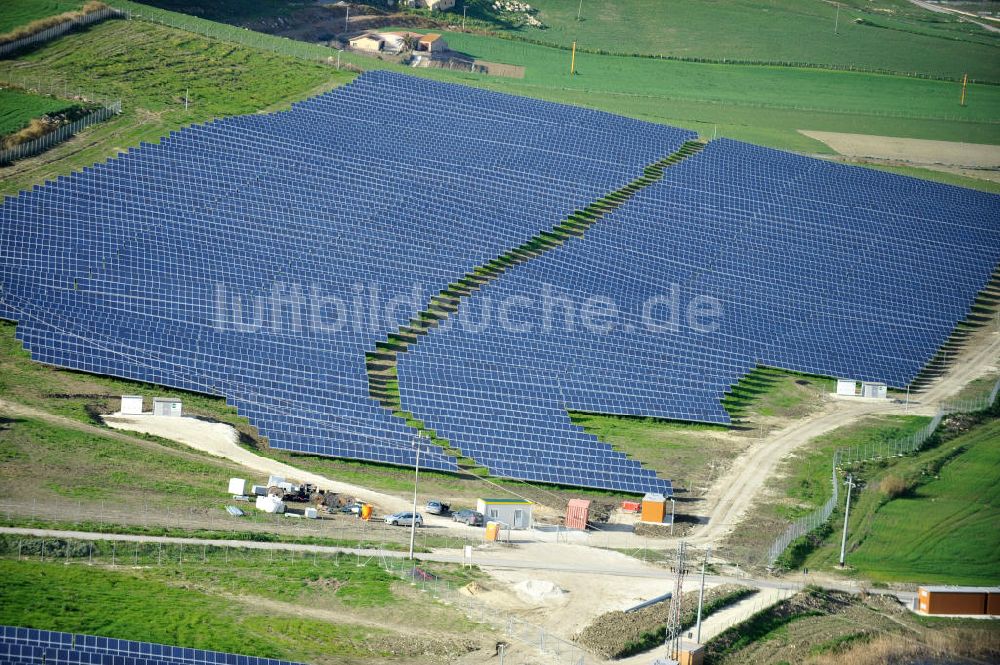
left=768, top=376, right=1000, bottom=565
left=0, top=101, right=121, bottom=165
left=0, top=7, right=125, bottom=59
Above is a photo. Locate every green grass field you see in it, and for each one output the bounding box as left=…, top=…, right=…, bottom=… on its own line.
left=481, top=0, right=999, bottom=81
left=806, top=415, right=1000, bottom=585
left=0, top=553, right=484, bottom=663
left=0, top=0, right=85, bottom=33
left=0, top=88, right=80, bottom=137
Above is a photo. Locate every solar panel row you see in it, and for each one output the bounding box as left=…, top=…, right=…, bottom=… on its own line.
left=397, top=138, right=1000, bottom=491
left=0, top=625, right=304, bottom=665
left=0, top=71, right=695, bottom=487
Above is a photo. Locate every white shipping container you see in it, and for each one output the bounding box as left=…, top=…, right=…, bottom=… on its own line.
left=251, top=485, right=267, bottom=496
left=227, top=478, right=246, bottom=495
left=304, top=507, right=318, bottom=519
left=267, top=475, right=285, bottom=488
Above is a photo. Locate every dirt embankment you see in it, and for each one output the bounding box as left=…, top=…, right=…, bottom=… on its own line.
left=576, top=584, right=756, bottom=659
left=801, top=130, right=1000, bottom=183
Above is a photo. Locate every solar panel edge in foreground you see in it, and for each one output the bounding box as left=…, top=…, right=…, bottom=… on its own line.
left=0, top=624, right=307, bottom=665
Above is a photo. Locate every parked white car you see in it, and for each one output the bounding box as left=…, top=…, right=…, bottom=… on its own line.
left=385, top=511, right=423, bottom=527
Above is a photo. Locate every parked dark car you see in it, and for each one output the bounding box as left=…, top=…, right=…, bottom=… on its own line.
left=425, top=500, right=450, bottom=516
left=452, top=509, right=484, bottom=526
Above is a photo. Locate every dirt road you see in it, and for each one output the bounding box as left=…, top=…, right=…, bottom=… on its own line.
left=688, top=326, right=999, bottom=544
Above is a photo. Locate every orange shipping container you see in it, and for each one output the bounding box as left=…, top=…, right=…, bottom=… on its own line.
left=565, top=499, right=591, bottom=530
left=988, top=592, right=1000, bottom=616
left=918, top=586, right=994, bottom=615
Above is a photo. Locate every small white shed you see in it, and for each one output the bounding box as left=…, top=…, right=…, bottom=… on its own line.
left=477, top=498, right=533, bottom=529
left=153, top=397, right=182, bottom=417
left=120, top=395, right=144, bottom=415
left=836, top=379, right=858, bottom=396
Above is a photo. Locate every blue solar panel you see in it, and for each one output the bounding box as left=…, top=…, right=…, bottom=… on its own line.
left=0, top=71, right=695, bottom=486
left=0, top=625, right=305, bottom=665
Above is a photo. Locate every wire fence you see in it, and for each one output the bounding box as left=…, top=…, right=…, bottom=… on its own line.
left=0, top=101, right=122, bottom=165
left=767, top=376, right=1000, bottom=565
left=0, top=7, right=125, bottom=59
left=1, top=71, right=117, bottom=106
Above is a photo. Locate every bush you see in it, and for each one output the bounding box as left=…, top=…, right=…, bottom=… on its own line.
left=878, top=474, right=911, bottom=499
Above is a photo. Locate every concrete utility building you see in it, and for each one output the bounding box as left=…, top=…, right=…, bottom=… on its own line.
left=477, top=498, right=533, bottom=529
left=152, top=397, right=182, bottom=417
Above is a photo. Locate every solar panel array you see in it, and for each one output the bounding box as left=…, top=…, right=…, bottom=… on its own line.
left=398, top=139, right=1000, bottom=491
left=0, top=71, right=694, bottom=478
left=0, top=626, right=304, bottom=665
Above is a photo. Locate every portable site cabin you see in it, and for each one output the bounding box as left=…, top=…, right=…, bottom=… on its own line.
left=152, top=397, right=182, bottom=417
left=477, top=498, right=532, bottom=529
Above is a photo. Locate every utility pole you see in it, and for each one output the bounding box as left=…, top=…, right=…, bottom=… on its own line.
left=184, top=88, right=189, bottom=111
left=669, top=497, right=676, bottom=536
left=345, top=4, right=350, bottom=33
left=408, top=442, right=421, bottom=560
left=665, top=541, right=687, bottom=659
left=695, top=546, right=711, bottom=643
left=839, top=474, right=855, bottom=567
left=462, top=4, right=467, bottom=30
left=576, top=0, right=583, bottom=22
left=960, top=73, right=968, bottom=106
left=570, top=41, right=577, bottom=75
left=834, top=4, right=840, bottom=34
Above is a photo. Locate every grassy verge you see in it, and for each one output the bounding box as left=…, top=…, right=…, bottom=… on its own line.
left=0, top=551, right=485, bottom=663
left=721, top=415, right=931, bottom=568
left=804, top=410, right=1000, bottom=585
left=0, top=0, right=88, bottom=33
left=723, top=366, right=833, bottom=425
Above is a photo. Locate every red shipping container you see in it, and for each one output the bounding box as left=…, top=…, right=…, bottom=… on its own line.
left=565, top=499, right=591, bottom=530
left=621, top=500, right=641, bottom=513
